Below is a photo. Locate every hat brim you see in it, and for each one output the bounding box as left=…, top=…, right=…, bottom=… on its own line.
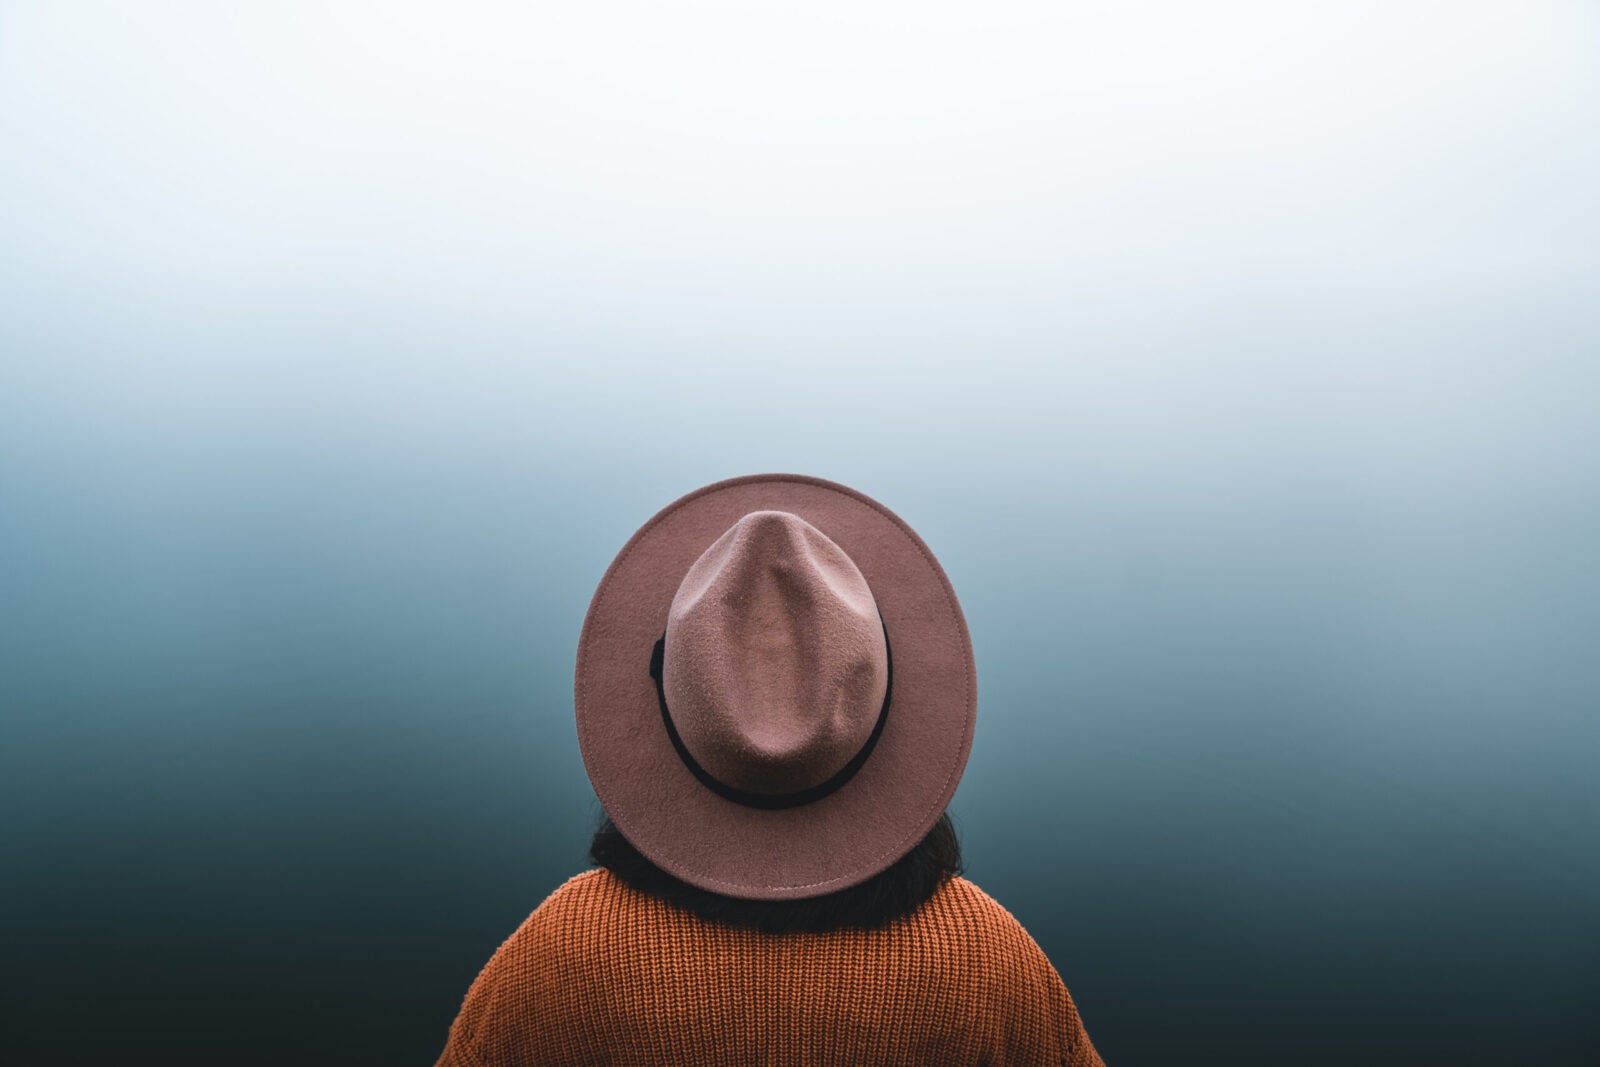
left=574, top=474, right=976, bottom=901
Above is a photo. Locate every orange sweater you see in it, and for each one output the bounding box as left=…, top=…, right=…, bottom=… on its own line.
left=437, top=868, right=1105, bottom=1066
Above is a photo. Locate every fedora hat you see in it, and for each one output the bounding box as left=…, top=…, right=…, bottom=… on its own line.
left=574, top=474, right=976, bottom=901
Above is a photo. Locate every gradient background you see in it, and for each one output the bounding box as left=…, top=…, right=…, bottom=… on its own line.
left=2, top=3, right=1597, bottom=1064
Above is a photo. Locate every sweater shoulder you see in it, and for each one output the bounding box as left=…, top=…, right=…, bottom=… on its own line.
left=932, top=875, right=1034, bottom=935
left=513, top=867, right=619, bottom=940
left=926, top=876, right=1061, bottom=972
left=533, top=866, right=614, bottom=915
left=929, top=879, right=1102, bottom=1066
left=475, top=869, right=615, bottom=974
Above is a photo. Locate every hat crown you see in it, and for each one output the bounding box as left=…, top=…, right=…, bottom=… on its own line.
left=663, top=510, right=889, bottom=796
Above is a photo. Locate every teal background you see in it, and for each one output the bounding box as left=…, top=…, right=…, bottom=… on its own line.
left=2, top=3, right=1597, bottom=1064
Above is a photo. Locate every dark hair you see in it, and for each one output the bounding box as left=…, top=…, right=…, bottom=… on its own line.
left=589, top=810, right=965, bottom=935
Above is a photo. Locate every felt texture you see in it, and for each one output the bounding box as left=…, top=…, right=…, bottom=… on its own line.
left=574, top=474, right=977, bottom=901
left=663, top=510, right=889, bottom=796
left=435, top=869, right=1105, bottom=1067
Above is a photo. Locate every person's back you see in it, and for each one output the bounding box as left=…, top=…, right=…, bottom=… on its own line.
left=438, top=868, right=1101, bottom=1066
left=436, top=475, right=1106, bottom=1064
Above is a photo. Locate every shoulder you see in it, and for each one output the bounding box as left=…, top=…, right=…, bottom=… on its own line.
left=458, top=869, right=613, bottom=987
left=928, top=876, right=1044, bottom=944
left=437, top=871, right=631, bottom=1066
left=924, top=876, right=1073, bottom=985
left=497, top=868, right=634, bottom=958
left=932, top=874, right=1018, bottom=919
left=526, top=866, right=618, bottom=922
left=929, top=879, right=1105, bottom=1065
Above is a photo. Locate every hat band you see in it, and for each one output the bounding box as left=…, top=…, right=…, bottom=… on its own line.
left=647, top=620, right=893, bottom=810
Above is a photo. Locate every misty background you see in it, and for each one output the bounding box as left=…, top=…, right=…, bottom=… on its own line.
left=2, top=2, right=1596, bottom=1063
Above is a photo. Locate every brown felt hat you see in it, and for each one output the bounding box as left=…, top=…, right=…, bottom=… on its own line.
left=574, top=474, right=976, bottom=901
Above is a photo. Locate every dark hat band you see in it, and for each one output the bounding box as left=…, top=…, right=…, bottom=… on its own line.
left=647, top=619, right=893, bottom=810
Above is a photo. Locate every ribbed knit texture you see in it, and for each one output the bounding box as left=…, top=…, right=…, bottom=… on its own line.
left=437, top=869, right=1104, bottom=1066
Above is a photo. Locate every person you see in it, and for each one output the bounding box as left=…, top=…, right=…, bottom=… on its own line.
left=436, top=474, right=1105, bottom=1066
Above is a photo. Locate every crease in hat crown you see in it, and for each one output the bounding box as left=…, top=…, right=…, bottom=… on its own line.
left=662, top=510, right=890, bottom=797
left=574, top=472, right=977, bottom=899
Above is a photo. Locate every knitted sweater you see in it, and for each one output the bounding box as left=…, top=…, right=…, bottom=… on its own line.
left=436, top=868, right=1104, bottom=1066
